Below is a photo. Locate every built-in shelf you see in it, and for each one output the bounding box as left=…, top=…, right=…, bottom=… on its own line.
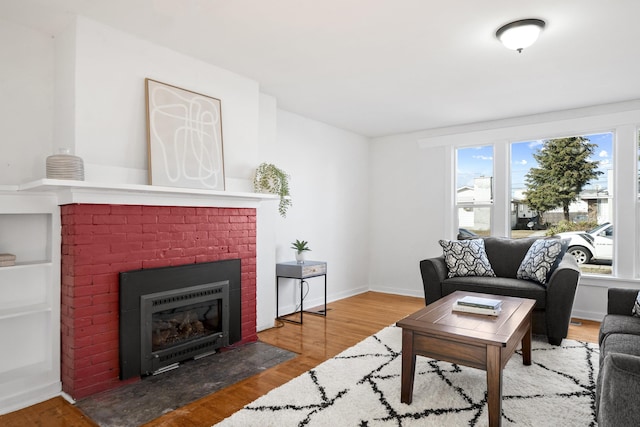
left=0, top=261, right=52, bottom=270
left=0, top=197, right=60, bottom=415
left=0, top=361, right=51, bottom=384
left=0, top=303, right=51, bottom=320
left=18, top=179, right=279, bottom=208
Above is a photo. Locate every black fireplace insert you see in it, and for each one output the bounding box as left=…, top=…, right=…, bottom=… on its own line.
left=119, top=259, right=241, bottom=379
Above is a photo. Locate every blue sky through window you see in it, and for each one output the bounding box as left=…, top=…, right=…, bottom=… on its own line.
left=456, top=145, right=493, bottom=189
left=456, top=133, right=613, bottom=195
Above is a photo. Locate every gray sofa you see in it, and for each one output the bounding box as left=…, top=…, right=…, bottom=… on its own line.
left=420, top=236, right=581, bottom=345
left=597, top=288, right=640, bottom=426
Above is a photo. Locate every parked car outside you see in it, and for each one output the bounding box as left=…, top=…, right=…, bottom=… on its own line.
left=457, top=228, right=479, bottom=240
left=556, top=223, right=613, bottom=264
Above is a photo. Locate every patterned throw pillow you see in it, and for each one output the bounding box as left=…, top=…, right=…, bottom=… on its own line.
left=439, top=239, right=496, bottom=278
left=632, top=292, right=640, bottom=318
left=516, top=239, right=562, bottom=286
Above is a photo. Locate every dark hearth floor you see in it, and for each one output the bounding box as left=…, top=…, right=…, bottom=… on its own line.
left=76, top=341, right=297, bottom=427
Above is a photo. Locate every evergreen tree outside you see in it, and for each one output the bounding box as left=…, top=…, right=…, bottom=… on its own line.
left=524, top=136, right=603, bottom=222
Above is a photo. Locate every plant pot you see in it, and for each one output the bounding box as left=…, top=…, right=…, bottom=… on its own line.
left=295, top=251, right=306, bottom=264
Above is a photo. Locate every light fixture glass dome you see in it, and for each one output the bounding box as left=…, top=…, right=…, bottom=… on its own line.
left=496, top=19, right=545, bottom=53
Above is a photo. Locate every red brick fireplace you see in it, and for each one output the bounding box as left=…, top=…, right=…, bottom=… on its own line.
left=60, top=203, right=258, bottom=399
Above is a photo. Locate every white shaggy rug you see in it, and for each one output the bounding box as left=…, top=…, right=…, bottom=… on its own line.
left=215, top=326, right=599, bottom=426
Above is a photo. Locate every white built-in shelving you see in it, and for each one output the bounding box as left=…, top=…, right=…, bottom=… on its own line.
left=0, top=192, right=61, bottom=415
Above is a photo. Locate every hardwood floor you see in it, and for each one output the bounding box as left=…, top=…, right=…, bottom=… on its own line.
left=0, top=292, right=599, bottom=427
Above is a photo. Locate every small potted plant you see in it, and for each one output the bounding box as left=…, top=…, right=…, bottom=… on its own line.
left=291, top=239, right=311, bottom=264
left=253, top=162, right=292, bottom=217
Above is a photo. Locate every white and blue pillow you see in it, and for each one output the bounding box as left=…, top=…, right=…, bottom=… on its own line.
left=439, top=238, right=496, bottom=278
left=517, top=238, right=563, bottom=286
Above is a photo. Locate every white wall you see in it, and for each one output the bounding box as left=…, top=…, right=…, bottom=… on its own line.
left=254, top=98, right=372, bottom=329
left=255, top=93, right=279, bottom=330
left=0, top=19, right=54, bottom=184
left=369, top=102, right=640, bottom=321
left=368, top=134, right=446, bottom=298
left=269, top=110, right=371, bottom=320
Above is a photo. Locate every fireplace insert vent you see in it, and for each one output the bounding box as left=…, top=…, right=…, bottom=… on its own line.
left=158, top=338, right=225, bottom=363
left=152, top=286, right=225, bottom=307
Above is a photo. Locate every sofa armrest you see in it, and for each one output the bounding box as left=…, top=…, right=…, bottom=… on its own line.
left=544, top=253, right=581, bottom=340
left=597, top=352, right=640, bottom=426
left=419, top=256, right=447, bottom=305
left=607, top=288, right=638, bottom=315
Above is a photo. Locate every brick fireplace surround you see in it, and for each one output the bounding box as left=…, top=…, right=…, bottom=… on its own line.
left=60, top=203, right=258, bottom=399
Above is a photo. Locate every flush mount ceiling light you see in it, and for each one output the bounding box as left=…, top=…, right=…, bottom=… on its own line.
left=496, top=19, right=546, bottom=53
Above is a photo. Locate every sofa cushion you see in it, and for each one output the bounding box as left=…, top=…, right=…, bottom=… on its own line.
left=600, top=333, right=640, bottom=366
left=516, top=238, right=562, bottom=286
left=483, top=237, right=536, bottom=278
left=441, top=276, right=546, bottom=308
left=599, top=314, right=640, bottom=346
left=439, top=239, right=495, bottom=278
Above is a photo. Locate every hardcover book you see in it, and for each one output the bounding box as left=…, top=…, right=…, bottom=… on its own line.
left=456, top=295, right=503, bottom=310
left=452, top=302, right=501, bottom=316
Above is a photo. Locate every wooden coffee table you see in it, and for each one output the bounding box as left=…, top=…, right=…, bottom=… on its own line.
left=396, top=291, right=536, bottom=427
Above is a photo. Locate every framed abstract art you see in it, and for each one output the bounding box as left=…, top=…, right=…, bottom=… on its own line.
left=145, top=78, right=225, bottom=190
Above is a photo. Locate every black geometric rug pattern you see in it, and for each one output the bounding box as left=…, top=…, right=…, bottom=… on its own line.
left=215, top=326, right=599, bottom=426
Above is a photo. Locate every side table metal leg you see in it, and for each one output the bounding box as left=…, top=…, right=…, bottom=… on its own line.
left=299, top=279, right=304, bottom=324
left=276, top=276, right=280, bottom=320
left=324, top=274, right=327, bottom=315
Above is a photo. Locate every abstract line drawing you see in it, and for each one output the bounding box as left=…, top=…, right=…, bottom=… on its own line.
left=146, top=79, right=225, bottom=190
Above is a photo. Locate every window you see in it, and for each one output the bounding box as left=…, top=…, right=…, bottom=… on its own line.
left=435, top=109, right=640, bottom=282
left=456, top=146, right=493, bottom=237
left=509, top=133, right=614, bottom=274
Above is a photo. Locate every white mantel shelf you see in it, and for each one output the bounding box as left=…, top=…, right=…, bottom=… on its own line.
left=17, top=179, right=279, bottom=208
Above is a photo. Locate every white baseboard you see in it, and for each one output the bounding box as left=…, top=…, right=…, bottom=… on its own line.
left=60, top=391, right=75, bottom=404
left=368, top=285, right=424, bottom=299
left=0, top=381, right=61, bottom=416
left=571, top=309, right=605, bottom=322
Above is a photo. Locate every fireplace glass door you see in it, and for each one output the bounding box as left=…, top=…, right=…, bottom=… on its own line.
left=140, top=281, right=229, bottom=375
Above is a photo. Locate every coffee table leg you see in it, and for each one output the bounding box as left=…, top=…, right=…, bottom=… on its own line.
left=522, top=317, right=532, bottom=366
left=486, top=345, right=502, bottom=427
left=401, top=329, right=416, bottom=404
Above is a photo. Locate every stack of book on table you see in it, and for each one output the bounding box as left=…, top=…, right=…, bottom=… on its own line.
left=453, top=295, right=503, bottom=316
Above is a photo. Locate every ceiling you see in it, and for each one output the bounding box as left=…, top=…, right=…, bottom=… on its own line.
left=2, top=0, right=640, bottom=137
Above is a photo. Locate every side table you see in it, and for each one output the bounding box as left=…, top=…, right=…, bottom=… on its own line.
left=276, top=261, right=327, bottom=324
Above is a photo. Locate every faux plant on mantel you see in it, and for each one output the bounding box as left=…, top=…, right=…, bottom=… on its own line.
left=253, top=162, right=292, bottom=217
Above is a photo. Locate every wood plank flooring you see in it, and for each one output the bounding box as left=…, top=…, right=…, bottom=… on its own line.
left=0, top=292, right=599, bottom=427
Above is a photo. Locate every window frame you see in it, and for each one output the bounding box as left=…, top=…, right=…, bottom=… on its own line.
left=446, top=123, right=639, bottom=281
